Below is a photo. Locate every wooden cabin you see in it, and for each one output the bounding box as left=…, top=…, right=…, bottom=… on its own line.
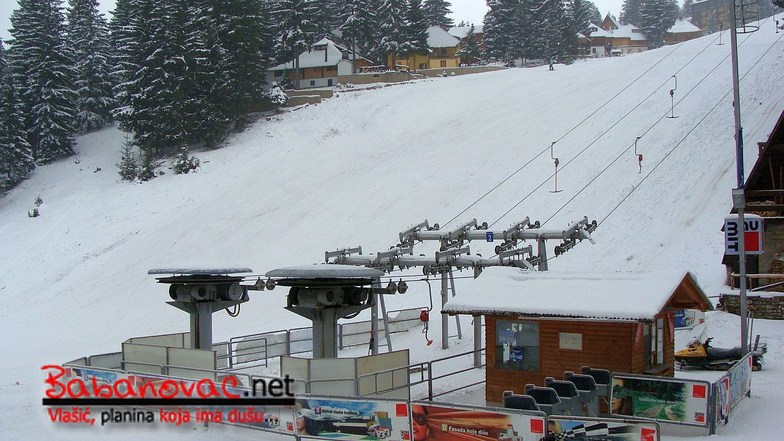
left=443, top=269, right=712, bottom=404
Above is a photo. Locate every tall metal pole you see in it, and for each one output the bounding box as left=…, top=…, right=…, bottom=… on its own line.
left=729, top=0, right=749, bottom=354
left=441, top=273, right=449, bottom=349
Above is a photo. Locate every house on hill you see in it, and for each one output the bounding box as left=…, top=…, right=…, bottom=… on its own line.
left=268, top=38, right=372, bottom=89
left=443, top=269, right=712, bottom=404
left=586, top=14, right=703, bottom=57
left=664, top=20, right=704, bottom=44
left=390, top=26, right=461, bottom=71
left=448, top=25, right=485, bottom=64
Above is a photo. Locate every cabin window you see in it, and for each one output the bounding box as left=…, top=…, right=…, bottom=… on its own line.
left=643, top=323, right=651, bottom=368
left=643, top=318, right=665, bottom=368
left=496, top=320, right=539, bottom=371
left=656, top=317, right=665, bottom=364
left=559, top=332, right=582, bottom=350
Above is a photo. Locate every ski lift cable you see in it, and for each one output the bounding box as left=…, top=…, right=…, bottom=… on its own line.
left=508, top=22, right=768, bottom=229
left=440, top=38, right=699, bottom=228
left=489, top=34, right=722, bottom=229
left=596, top=30, right=784, bottom=228
left=445, top=32, right=724, bottom=230
left=544, top=28, right=783, bottom=233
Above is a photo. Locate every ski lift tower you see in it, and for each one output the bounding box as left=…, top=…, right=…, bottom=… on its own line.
left=266, top=265, right=384, bottom=358
left=149, top=267, right=252, bottom=350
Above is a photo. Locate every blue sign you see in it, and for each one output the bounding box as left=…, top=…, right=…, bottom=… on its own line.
left=486, top=232, right=494, bottom=242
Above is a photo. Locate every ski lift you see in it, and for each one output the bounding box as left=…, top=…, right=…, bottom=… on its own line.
left=717, top=23, right=725, bottom=45
left=421, top=278, right=434, bottom=345
left=667, top=76, right=679, bottom=119
left=550, top=142, right=562, bottom=193
left=734, top=0, right=759, bottom=34
left=634, top=136, right=643, bottom=173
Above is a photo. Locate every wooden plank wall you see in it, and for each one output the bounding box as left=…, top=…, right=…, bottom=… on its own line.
left=485, top=316, right=637, bottom=403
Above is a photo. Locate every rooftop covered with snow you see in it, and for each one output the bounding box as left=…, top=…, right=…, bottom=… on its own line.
left=444, top=268, right=712, bottom=321
left=427, top=25, right=461, bottom=48
left=270, top=38, right=368, bottom=71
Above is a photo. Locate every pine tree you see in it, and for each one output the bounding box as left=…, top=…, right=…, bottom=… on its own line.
left=116, top=135, right=138, bottom=181
left=560, top=0, right=579, bottom=60
left=341, top=0, right=380, bottom=65
left=587, top=1, right=602, bottom=24
left=574, top=0, right=602, bottom=36
left=527, top=0, right=565, bottom=61
left=181, top=1, right=227, bottom=147
left=399, top=0, right=431, bottom=57
left=138, top=145, right=157, bottom=181
left=121, top=0, right=188, bottom=154
left=213, top=0, right=275, bottom=131
left=0, top=39, right=35, bottom=188
left=639, top=0, right=679, bottom=48
left=9, top=0, right=77, bottom=164
left=312, top=0, right=343, bottom=39
left=621, top=0, right=642, bottom=25
left=481, top=0, right=506, bottom=62
left=274, top=0, right=319, bottom=87
left=108, top=0, right=142, bottom=132
left=67, top=0, right=115, bottom=132
left=423, top=0, right=454, bottom=29
left=378, top=0, right=407, bottom=66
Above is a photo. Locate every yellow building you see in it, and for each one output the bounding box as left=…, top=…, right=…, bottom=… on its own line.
left=389, top=26, right=461, bottom=71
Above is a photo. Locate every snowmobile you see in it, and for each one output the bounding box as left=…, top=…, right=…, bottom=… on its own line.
left=675, top=333, right=766, bottom=371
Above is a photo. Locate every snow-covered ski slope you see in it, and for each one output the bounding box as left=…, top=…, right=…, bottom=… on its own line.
left=0, top=21, right=782, bottom=441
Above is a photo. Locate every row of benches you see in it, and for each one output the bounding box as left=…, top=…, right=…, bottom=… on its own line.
left=503, top=367, right=611, bottom=417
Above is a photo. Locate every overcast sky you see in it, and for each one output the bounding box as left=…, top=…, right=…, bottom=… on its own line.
left=1, top=0, right=625, bottom=45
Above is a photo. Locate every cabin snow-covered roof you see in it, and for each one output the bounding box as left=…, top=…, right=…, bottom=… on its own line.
left=443, top=268, right=711, bottom=321
left=448, top=25, right=484, bottom=38
left=668, top=19, right=702, bottom=33
left=270, top=38, right=367, bottom=71
left=610, top=25, right=648, bottom=41
left=588, top=25, right=612, bottom=38
left=427, top=26, right=461, bottom=48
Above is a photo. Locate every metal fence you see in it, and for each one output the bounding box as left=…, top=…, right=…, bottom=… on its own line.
left=215, top=307, right=424, bottom=369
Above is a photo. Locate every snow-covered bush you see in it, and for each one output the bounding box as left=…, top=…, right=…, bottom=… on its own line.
left=172, top=146, right=200, bottom=175
left=267, top=82, right=288, bottom=106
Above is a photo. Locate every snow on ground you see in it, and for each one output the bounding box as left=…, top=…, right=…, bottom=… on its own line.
left=1, top=21, right=783, bottom=441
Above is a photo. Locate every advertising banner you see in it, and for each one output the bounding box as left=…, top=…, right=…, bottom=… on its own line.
left=285, top=396, right=410, bottom=440
left=713, top=376, right=730, bottom=429
left=549, top=416, right=659, bottom=441
left=672, top=310, right=704, bottom=329
left=727, top=354, right=752, bottom=409
left=409, top=401, right=546, bottom=441
left=611, top=375, right=711, bottom=427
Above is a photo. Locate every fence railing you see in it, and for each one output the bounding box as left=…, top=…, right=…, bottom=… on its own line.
left=214, top=307, right=424, bottom=369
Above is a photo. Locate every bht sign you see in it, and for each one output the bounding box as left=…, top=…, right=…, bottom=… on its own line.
left=724, top=214, right=763, bottom=255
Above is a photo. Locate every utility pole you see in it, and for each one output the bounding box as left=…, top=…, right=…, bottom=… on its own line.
left=728, top=0, right=749, bottom=354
